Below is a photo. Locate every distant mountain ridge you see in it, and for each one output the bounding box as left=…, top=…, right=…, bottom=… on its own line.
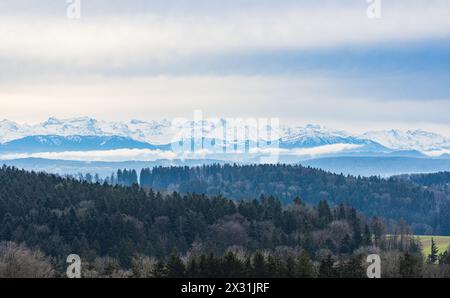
left=303, top=156, right=450, bottom=177
left=0, top=117, right=449, bottom=156
left=279, top=124, right=388, bottom=151
left=0, top=117, right=174, bottom=145
left=0, top=135, right=169, bottom=154
left=361, top=129, right=450, bottom=152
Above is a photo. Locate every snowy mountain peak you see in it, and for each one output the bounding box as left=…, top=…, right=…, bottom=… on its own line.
left=0, top=117, right=449, bottom=154
left=0, top=119, right=19, bottom=129
left=281, top=124, right=351, bottom=144
left=303, top=124, right=325, bottom=130
left=361, top=129, right=450, bottom=152
left=129, top=119, right=145, bottom=125
left=0, top=119, right=23, bottom=143
left=42, top=117, right=63, bottom=126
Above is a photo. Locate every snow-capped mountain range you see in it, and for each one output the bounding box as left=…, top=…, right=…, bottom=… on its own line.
left=361, top=130, right=450, bottom=153
left=0, top=117, right=449, bottom=156
left=0, top=117, right=174, bottom=145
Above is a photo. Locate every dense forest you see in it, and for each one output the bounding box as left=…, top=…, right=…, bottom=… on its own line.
left=398, top=171, right=450, bottom=187
left=1, top=166, right=449, bottom=278
left=138, top=165, right=450, bottom=235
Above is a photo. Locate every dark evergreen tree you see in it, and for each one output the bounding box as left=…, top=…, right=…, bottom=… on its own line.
left=267, top=255, right=285, bottom=278
left=252, top=252, right=268, bottom=278
left=338, top=255, right=365, bottom=278
left=363, top=224, right=372, bottom=246
left=439, top=249, right=450, bottom=265
left=318, top=255, right=337, bottom=278
left=427, top=238, right=439, bottom=264
left=285, top=255, right=296, bottom=278
left=399, top=252, right=422, bottom=278
left=221, top=252, right=244, bottom=278
left=339, top=234, right=352, bottom=255
left=152, top=260, right=168, bottom=278
left=166, top=253, right=186, bottom=278
left=296, top=251, right=315, bottom=278
left=318, top=200, right=333, bottom=227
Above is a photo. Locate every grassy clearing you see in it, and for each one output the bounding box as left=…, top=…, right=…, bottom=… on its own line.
left=415, top=235, right=450, bottom=256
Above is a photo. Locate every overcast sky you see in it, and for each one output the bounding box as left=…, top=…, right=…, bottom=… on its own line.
left=0, top=0, right=449, bottom=134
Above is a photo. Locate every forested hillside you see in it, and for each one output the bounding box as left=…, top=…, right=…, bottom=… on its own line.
left=0, top=166, right=373, bottom=265
left=1, top=166, right=450, bottom=278
left=399, top=171, right=450, bottom=187
left=139, top=165, right=450, bottom=235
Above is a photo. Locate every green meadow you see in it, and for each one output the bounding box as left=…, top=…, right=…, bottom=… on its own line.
left=416, top=235, right=450, bottom=256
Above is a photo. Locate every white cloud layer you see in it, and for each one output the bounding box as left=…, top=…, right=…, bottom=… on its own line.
left=0, top=143, right=364, bottom=162
left=0, top=149, right=177, bottom=162
left=289, top=144, right=364, bottom=157
left=1, top=1, right=450, bottom=68
left=423, top=149, right=450, bottom=157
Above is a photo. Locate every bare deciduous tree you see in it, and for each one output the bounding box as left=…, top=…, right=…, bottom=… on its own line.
left=0, top=242, right=55, bottom=278
left=131, top=255, right=158, bottom=278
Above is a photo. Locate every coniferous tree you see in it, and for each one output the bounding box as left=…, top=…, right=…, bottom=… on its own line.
left=267, top=255, right=285, bottom=278
left=166, top=254, right=185, bottom=278
left=363, top=224, right=372, bottom=246
left=318, top=200, right=333, bottom=227
left=243, top=256, right=253, bottom=278
left=221, top=252, right=244, bottom=278
left=152, top=260, right=168, bottom=278
left=427, top=238, right=439, bottom=264
left=186, top=257, right=199, bottom=278
left=285, top=255, right=296, bottom=278
left=252, top=252, right=268, bottom=278
left=293, top=196, right=303, bottom=206
left=319, top=255, right=337, bottom=278
left=338, top=255, right=365, bottom=278
left=399, top=252, right=422, bottom=278
left=439, top=249, right=450, bottom=265
left=296, top=251, right=315, bottom=278
left=340, top=234, right=352, bottom=255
